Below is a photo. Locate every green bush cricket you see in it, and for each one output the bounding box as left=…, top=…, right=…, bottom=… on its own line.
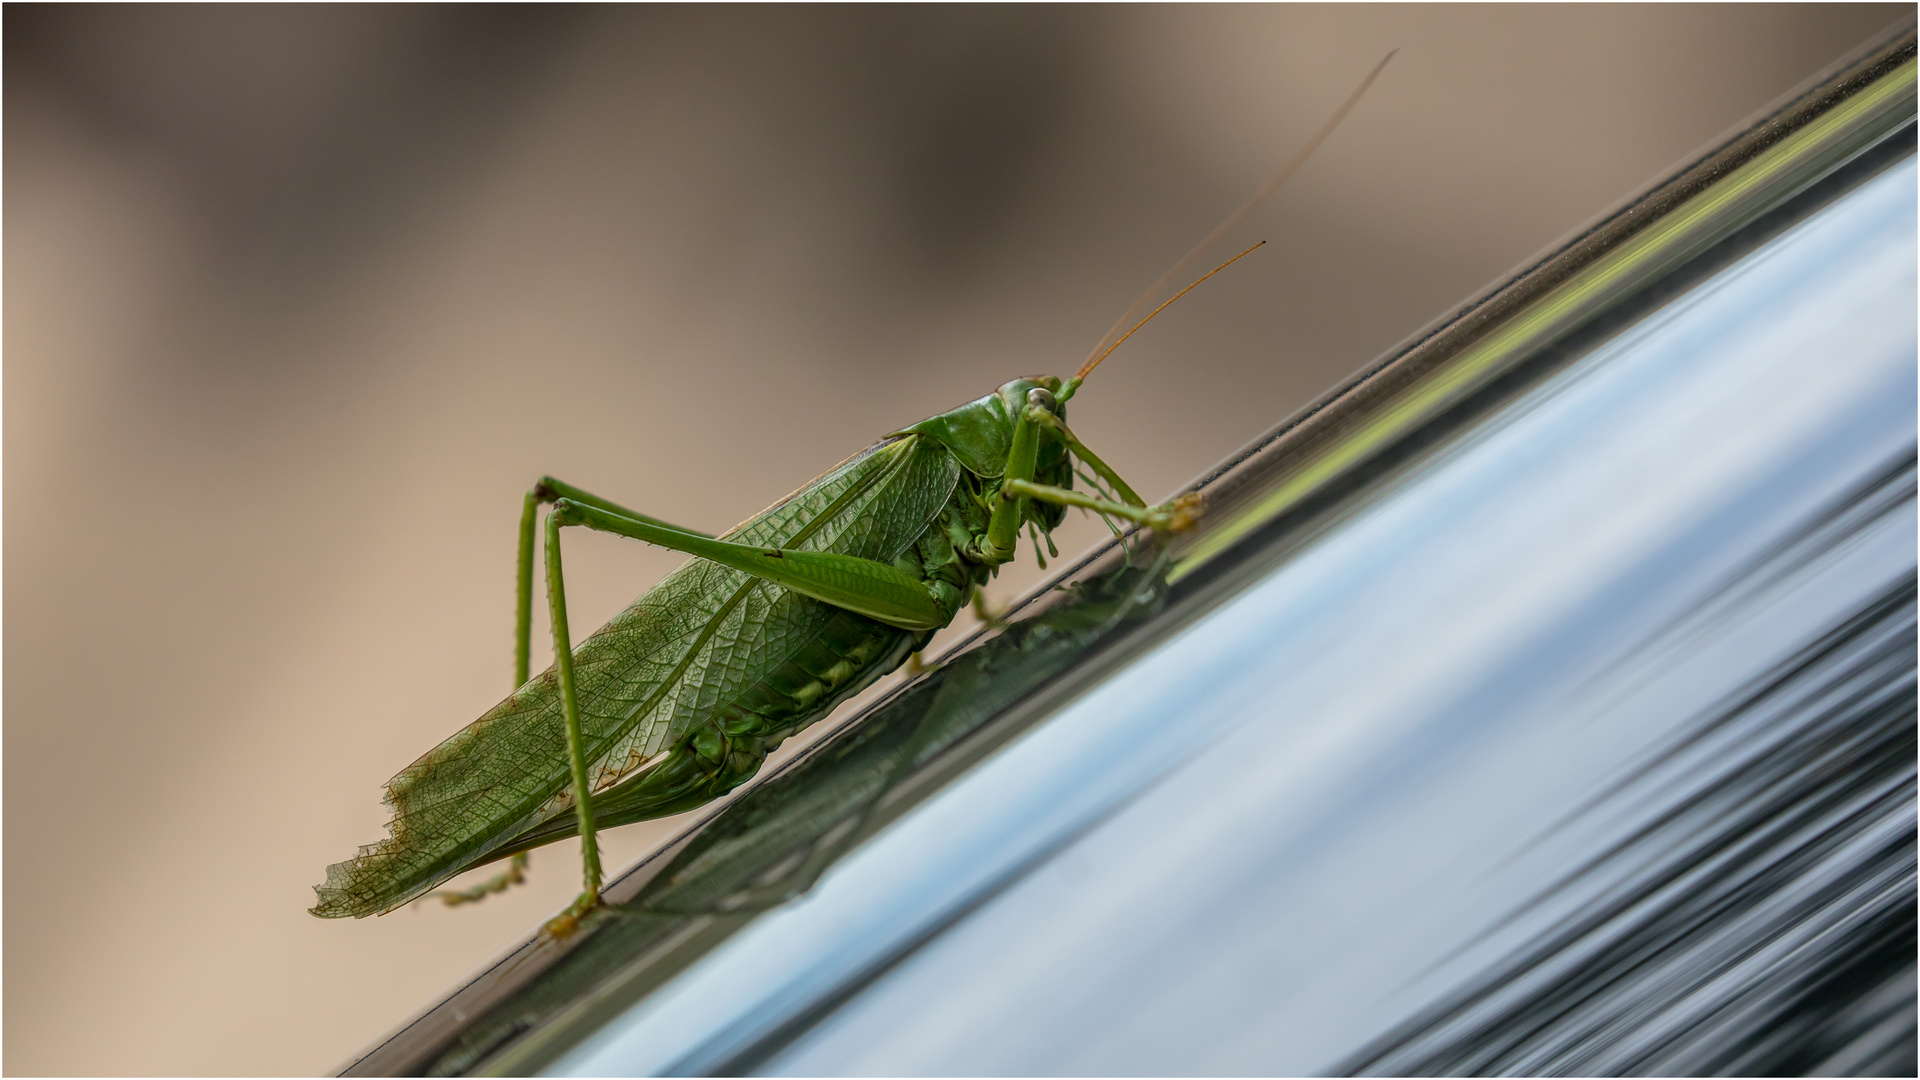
left=311, top=54, right=1392, bottom=934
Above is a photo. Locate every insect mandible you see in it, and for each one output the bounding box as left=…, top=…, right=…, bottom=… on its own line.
left=311, top=54, right=1392, bottom=933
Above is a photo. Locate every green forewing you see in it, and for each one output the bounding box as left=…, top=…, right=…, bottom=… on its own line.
left=312, top=435, right=959, bottom=917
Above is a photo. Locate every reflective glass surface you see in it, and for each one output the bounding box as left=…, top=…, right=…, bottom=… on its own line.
left=551, top=157, right=1917, bottom=1077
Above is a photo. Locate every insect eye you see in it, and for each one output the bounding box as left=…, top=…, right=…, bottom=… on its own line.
left=1027, top=387, right=1057, bottom=412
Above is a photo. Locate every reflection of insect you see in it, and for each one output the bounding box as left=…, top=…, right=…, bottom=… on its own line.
left=310, top=55, right=1392, bottom=934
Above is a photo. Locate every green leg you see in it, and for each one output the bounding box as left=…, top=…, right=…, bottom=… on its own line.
left=983, top=392, right=1049, bottom=562
left=547, top=500, right=955, bottom=631
left=1009, top=398, right=1197, bottom=533
left=1025, top=411, right=1146, bottom=508
left=1003, top=479, right=1203, bottom=534
left=515, top=490, right=540, bottom=688
left=980, top=388, right=1159, bottom=565
left=543, top=509, right=604, bottom=925
left=514, top=477, right=711, bottom=688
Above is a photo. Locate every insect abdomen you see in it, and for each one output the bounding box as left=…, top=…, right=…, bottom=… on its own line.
left=731, top=609, right=907, bottom=724
left=555, top=611, right=919, bottom=833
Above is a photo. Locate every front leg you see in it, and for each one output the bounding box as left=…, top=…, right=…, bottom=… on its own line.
left=1002, top=479, right=1203, bottom=534
left=981, top=390, right=1050, bottom=563
left=1022, top=409, right=1146, bottom=508
left=1003, top=394, right=1201, bottom=535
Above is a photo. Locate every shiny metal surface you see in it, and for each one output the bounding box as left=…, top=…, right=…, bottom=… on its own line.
left=553, top=152, right=1917, bottom=1078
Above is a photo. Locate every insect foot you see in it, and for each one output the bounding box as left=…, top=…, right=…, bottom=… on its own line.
left=541, top=889, right=603, bottom=941
left=1149, top=492, right=1205, bottom=534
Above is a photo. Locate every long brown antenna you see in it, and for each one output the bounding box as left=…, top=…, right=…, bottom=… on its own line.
left=1077, top=50, right=1397, bottom=377
left=1075, top=241, right=1267, bottom=382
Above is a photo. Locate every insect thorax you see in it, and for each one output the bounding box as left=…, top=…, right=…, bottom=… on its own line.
left=903, top=376, right=1074, bottom=561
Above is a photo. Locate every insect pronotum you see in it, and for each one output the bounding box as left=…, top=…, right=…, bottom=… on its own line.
left=312, top=53, right=1393, bottom=934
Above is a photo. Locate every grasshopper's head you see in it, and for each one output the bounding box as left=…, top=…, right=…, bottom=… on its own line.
left=902, top=375, right=1073, bottom=531
left=1001, top=377, right=1072, bottom=531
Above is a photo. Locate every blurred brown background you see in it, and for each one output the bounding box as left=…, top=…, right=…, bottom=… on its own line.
left=5, top=5, right=1906, bottom=1075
